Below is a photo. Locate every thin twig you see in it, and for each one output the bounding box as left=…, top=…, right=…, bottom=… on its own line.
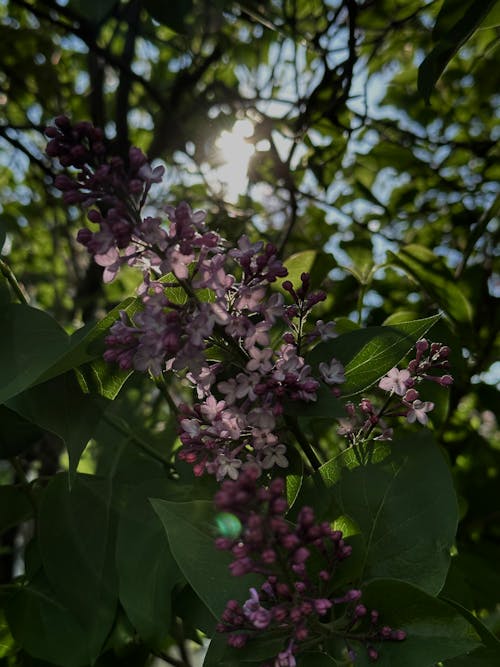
left=0, top=258, right=29, bottom=304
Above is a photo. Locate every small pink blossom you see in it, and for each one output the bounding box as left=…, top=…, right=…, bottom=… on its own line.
left=214, top=452, right=242, bottom=481
left=406, top=400, right=434, bottom=425
left=315, top=320, right=338, bottom=341
left=378, top=367, right=411, bottom=396
left=260, top=444, right=288, bottom=469
left=319, top=358, right=345, bottom=385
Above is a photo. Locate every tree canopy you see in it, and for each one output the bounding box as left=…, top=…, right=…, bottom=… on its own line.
left=0, top=0, right=499, bottom=665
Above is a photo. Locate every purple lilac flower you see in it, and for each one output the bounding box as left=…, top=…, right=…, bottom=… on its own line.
left=378, top=367, right=411, bottom=396
left=214, top=471, right=406, bottom=664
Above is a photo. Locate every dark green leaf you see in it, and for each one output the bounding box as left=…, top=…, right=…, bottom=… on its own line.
left=0, top=485, right=33, bottom=534
left=7, top=373, right=108, bottom=475
left=479, top=1, right=500, bottom=28
left=38, top=473, right=118, bottom=662
left=116, top=478, right=182, bottom=647
left=354, top=580, right=481, bottom=666
left=151, top=499, right=261, bottom=619
left=203, top=631, right=287, bottom=667
left=0, top=406, right=44, bottom=458
left=299, top=652, right=337, bottom=665
left=443, top=646, right=500, bottom=666
left=284, top=385, right=344, bottom=419
left=5, top=570, right=91, bottom=667
left=315, top=432, right=458, bottom=594
left=389, top=245, right=473, bottom=326
left=308, top=315, right=440, bottom=396
left=0, top=304, right=69, bottom=404
left=281, top=250, right=336, bottom=290
left=68, top=0, right=118, bottom=24
left=36, top=296, right=138, bottom=387
left=143, top=0, right=194, bottom=32
left=418, top=0, right=498, bottom=101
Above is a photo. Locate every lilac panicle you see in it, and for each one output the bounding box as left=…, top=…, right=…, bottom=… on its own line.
left=214, top=471, right=406, bottom=664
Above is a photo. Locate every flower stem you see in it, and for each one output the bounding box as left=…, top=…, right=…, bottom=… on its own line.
left=0, top=258, right=29, bottom=304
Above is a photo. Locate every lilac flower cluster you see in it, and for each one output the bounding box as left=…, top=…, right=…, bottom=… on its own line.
left=214, top=471, right=406, bottom=665
left=45, top=118, right=452, bottom=480
left=45, top=115, right=165, bottom=283
left=336, top=339, right=452, bottom=446
left=378, top=338, right=452, bottom=425
left=45, top=118, right=343, bottom=481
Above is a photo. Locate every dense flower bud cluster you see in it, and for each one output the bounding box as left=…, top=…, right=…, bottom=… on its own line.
left=45, top=115, right=165, bottom=282
left=214, top=471, right=406, bottom=664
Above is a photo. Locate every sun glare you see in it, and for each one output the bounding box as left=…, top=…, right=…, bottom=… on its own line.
left=215, top=119, right=255, bottom=201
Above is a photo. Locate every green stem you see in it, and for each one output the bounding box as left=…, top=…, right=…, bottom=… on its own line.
left=0, top=258, right=29, bottom=304
left=154, top=374, right=179, bottom=415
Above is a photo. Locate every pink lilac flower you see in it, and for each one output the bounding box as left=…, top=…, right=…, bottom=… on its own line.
left=378, top=367, right=411, bottom=396
left=315, top=319, right=338, bottom=341
left=406, top=399, right=434, bottom=425
left=319, top=358, right=346, bottom=385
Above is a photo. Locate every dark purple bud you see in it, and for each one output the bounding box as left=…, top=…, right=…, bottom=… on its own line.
left=228, top=633, right=248, bottom=648
left=404, top=388, right=419, bottom=402
left=415, top=339, right=429, bottom=353
left=314, top=598, right=332, bottom=615
left=292, top=547, right=310, bottom=564
left=76, top=228, right=92, bottom=246
left=354, top=604, right=367, bottom=618
left=54, top=115, right=70, bottom=129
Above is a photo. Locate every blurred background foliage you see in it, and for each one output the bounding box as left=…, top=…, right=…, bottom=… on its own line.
left=0, top=0, right=499, bottom=663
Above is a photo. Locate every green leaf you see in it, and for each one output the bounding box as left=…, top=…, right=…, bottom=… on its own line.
left=479, top=1, right=500, bottom=28
left=68, top=0, right=118, bottom=24
left=299, top=652, right=337, bottom=665
left=354, top=580, right=481, bottom=666
left=76, top=358, right=133, bottom=400
left=284, top=385, right=344, bottom=419
left=0, top=304, right=69, bottom=404
left=418, top=0, right=498, bottom=101
left=36, top=296, right=138, bottom=387
left=38, top=473, right=118, bottom=662
left=440, top=598, right=500, bottom=649
left=314, top=432, right=458, bottom=594
left=204, top=631, right=287, bottom=666
left=143, top=0, right=194, bottom=32
left=389, top=245, right=473, bottom=326
left=0, top=485, right=33, bottom=534
left=0, top=406, right=44, bottom=458
left=281, top=250, right=336, bottom=290
left=443, top=646, right=500, bottom=666
left=5, top=570, right=91, bottom=667
left=116, top=478, right=182, bottom=647
left=308, top=315, right=440, bottom=396
left=6, top=373, right=108, bottom=475
left=151, top=499, right=261, bottom=619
